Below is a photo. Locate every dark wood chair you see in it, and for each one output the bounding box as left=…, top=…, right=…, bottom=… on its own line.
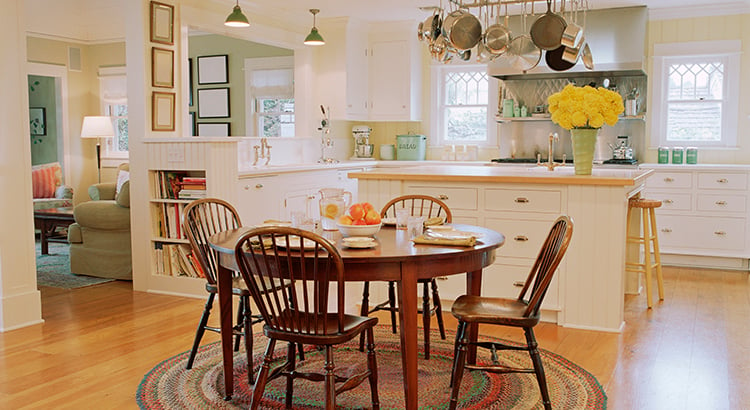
left=448, top=216, right=573, bottom=410
left=182, top=198, right=260, bottom=383
left=234, top=226, right=380, bottom=410
left=360, top=194, right=452, bottom=359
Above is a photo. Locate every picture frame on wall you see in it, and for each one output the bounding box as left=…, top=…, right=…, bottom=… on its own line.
left=189, top=112, right=196, bottom=136
left=197, top=123, right=231, bottom=137
left=29, top=107, right=46, bottom=136
left=152, top=91, right=175, bottom=131
left=197, top=55, right=228, bottom=85
left=197, top=87, right=230, bottom=118
left=188, top=58, right=194, bottom=106
left=151, top=47, right=174, bottom=88
left=150, top=1, right=174, bottom=45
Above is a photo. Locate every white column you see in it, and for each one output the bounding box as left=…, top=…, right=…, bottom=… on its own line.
left=0, top=0, right=43, bottom=331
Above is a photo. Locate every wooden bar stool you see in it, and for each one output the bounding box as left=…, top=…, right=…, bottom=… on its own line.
left=626, top=198, right=665, bottom=308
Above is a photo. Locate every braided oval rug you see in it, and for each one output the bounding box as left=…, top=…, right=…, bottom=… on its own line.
left=137, top=325, right=606, bottom=409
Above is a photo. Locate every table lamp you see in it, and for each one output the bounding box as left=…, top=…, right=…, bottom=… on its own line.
left=80, top=116, right=114, bottom=183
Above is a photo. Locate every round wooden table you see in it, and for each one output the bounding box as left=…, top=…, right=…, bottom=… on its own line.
left=209, top=224, right=504, bottom=409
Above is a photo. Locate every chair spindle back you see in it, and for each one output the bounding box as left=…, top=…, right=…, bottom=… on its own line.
left=183, top=198, right=242, bottom=285
left=380, top=194, right=452, bottom=222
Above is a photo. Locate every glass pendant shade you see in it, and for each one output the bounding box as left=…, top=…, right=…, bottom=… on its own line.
left=225, top=4, right=250, bottom=27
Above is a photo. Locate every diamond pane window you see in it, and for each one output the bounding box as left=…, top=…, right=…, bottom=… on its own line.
left=442, top=70, right=488, bottom=142
left=665, top=61, right=724, bottom=143
left=257, top=98, right=294, bottom=138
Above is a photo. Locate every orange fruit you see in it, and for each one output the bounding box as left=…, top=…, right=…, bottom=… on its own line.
left=353, top=218, right=367, bottom=225
left=362, top=202, right=375, bottom=212
left=364, top=209, right=381, bottom=225
left=338, top=215, right=353, bottom=225
left=349, top=204, right=365, bottom=221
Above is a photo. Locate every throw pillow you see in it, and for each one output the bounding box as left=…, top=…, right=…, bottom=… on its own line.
left=31, top=162, right=61, bottom=199
left=116, top=170, right=130, bottom=196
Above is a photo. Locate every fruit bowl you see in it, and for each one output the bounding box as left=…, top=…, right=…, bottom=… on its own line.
left=336, top=222, right=382, bottom=237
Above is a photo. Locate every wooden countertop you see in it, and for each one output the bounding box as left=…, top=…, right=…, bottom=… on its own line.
left=348, top=165, right=653, bottom=186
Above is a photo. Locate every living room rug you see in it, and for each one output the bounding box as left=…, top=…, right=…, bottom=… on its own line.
left=36, top=241, right=114, bottom=289
left=136, top=325, right=606, bottom=409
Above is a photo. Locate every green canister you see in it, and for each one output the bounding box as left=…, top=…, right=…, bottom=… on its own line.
left=658, top=147, right=669, bottom=164
left=686, top=147, right=698, bottom=164
left=672, top=147, right=684, bottom=164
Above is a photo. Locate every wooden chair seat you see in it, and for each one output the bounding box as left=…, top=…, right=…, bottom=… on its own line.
left=451, top=295, right=539, bottom=328
left=629, top=198, right=662, bottom=209
left=265, top=312, right=378, bottom=346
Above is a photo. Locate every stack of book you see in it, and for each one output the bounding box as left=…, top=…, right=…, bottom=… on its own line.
left=178, top=176, right=207, bottom=200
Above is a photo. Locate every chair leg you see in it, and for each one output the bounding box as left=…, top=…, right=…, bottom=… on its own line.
left=642, top=208, right=654, bottom=309
left=242, top=295, right=254, bottom=383
left=234, top=298, right=243, bottom=351
left=186, top=293, right=215, bottom=369
left=431, top=279, right=446, bottom=340
left=525, top=328, right=551, bottom=410
left=285, top=342, right=296, bottom=409
left=359, top=282, right=370, bottom=352
left=449, top=321, right=469, bottom=410
left=422, top=281, right=431, bottom=360
left=650, top=207, right=665, bottom=301
left=324, top=345, right=336, bottom=410
left=366, top=326, right=380, bottom=410
left=388, top=281, right=397, bottom=334
left=250, top=338, right=277, bottom=410
left=449, top=320, right=463, bottom=389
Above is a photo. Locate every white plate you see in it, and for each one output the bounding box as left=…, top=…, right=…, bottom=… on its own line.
left=381, top=217, right=397, bottom=226
left=341, top=237, right=378, bottom=249
left=258, top=221, right=292, bottom=227
left=427, top=225, right=454, bottom=231
left=275, top=237, right=318, bottom=249
left=425, top=230, right=483, bottom=240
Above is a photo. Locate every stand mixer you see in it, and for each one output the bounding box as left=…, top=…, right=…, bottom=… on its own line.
left=351, top=125, right=373, bottom=159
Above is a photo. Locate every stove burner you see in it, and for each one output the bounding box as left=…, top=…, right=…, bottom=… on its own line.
left=603, top=158, right=638, bottom=165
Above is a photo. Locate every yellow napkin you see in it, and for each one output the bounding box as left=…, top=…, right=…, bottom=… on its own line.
left=424, top=216, right=446, bottom=226
left=412, top=234, right=476, bottom=247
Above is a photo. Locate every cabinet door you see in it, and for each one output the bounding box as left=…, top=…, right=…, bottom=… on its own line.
left=369, top=40, right=409, bottom=119
left=236, top=176, right=280, bottom=224
left=345, top=27, right=369, bottom=119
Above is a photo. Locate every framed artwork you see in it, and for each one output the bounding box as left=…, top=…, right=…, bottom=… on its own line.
left=197, top=55, right=228, bottom=85
left=189, top=112, right=196, bottom=136
left=150, top=1, right=174, bottom=45
left=197, top=87, right=230, bottom=118
left=197, top=123, right=231, bottom=137
left=188, top=58, right=194, bottom=106
left=151, top=47, right=174, bottom=88
left=152, top=91, right=175, bottom=131
left=29, top=107, right=46, bottom=136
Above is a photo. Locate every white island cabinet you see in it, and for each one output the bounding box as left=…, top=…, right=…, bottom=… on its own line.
left=350, top=165, right=654, bottom=332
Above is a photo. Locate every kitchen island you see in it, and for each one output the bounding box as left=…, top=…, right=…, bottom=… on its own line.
left=350, top=165, right=654, bottom=332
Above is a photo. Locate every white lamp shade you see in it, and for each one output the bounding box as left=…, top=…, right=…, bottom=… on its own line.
left=80, top=116, right=115, bottom=139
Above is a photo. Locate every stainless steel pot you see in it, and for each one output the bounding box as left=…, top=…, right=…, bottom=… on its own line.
left=530, top=0, right=567, bottom=51
left=442, top=9, right=482, bottom=51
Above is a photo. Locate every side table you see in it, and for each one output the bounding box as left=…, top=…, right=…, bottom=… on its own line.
left=34, top=207, right=75, bottom=255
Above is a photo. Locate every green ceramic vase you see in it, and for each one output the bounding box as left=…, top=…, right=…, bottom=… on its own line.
left=571, top=128, right=599, bottom=175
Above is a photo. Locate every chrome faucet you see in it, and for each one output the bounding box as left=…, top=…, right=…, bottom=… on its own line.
left=261, top=137, right=272, bottom=165
left=537, top=132, right=566, bottom=171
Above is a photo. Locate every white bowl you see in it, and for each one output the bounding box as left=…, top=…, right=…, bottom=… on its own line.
left=336, top=222, right=382, bottom=237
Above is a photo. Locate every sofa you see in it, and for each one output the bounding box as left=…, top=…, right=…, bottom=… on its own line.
left=67, top=164, right=132, bottom=280
left=32, top=162, right=73, bottom=210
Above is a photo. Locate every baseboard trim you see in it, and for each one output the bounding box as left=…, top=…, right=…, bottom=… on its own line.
left=661, top=254, right=749, bottom=271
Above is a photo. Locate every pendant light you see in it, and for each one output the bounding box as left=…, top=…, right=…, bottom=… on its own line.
left=225, top=0, right=250, bottom=27
left=304, top=9, right=325, bottom=46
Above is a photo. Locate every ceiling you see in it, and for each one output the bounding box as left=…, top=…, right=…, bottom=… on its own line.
left=24, top=0, right=750, bottom=43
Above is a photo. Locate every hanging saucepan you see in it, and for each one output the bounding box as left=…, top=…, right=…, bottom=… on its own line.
left=506, top=4, right=541, bottom=72
left=431, top=33, right=451, bottom=62
left=561, top=37, right=583, bottom=64
left=417, top=22, right=425, bottom=42
left=442, top=9, right=482, bottom=51
left=530, top=0, right=567, bottom=51
left=422, top=11, right=443, bottom=43
left=582, top=42, right=594, bottom=70
left=546, top=45, right=576, bottom=71
left=561, top=0, right=583, bottom=48
left=483, top=4, right=511, bottom=56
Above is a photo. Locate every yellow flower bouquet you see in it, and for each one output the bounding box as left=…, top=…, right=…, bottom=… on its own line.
left=547, top=84, right=624, bottom=130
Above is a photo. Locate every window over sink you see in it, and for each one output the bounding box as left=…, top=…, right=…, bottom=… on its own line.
left=651, top=40, right=740, bottom=148
left=431, top=64, right=498, bottom=147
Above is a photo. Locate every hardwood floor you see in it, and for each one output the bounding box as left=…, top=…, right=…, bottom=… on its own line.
left=0, top=266, right=747, bottom=409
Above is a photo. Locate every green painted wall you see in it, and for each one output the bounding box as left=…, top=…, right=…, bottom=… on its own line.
left=188, top=34, right=293, bottom=136
left=28, top=75, right=58, bottom=166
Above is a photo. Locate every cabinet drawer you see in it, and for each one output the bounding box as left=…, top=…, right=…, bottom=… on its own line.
left=697, top=194, right=747, bottom=213
left=697, top=172, right=748, bottom=190
left=645, top=172, right=692, bottom=189
left=485, top=189, right=562, bottom=213
left=644, top=191, right=692, bottom=211
left=405, top=185, right=478, bottom=211
left=485, top=218, right=554, bottom=259
left=481, top=263, right=559, bottom=308
left=657, top=215, right=746, bottom=251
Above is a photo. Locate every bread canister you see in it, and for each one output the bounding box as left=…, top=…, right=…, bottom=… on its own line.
left=658, top=147, right=669, bottom=164
left=686, top=147, right=698, bottom=164
left=380, top=144, right=395, bottom=160
left=671, top=147, right=684, bottom=164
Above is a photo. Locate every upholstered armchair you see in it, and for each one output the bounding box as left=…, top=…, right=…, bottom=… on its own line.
left=67, top=164, right=132, bottom=280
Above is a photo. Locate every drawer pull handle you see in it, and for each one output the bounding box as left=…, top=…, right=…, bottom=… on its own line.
left=717, top=178, right=728, bottom=183
left=515, top=197, right=529, bottom=203
left=715, top=201, right=727, bottom=206
left=255, top=184, right=264, bottom=189
left=661, top=228, right=672, bottom=233
left=664, top=177, right=674, bottom=182
left=438, top=194, right=449, bottom=200
left=513, top=281, right=525, bottom=287
left=514, top=235, right=529, bottom=242
left=663, top=199, right=674, bottom=204
left=714, top=231, right=727, bottom=236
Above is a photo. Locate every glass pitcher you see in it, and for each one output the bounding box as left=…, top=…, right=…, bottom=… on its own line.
left=319, top=188, right=352, bottom=230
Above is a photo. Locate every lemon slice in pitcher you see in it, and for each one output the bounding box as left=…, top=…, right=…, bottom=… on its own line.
left=323, top=203, right=339, bottom=219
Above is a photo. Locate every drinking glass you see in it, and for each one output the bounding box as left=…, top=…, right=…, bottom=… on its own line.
left=291, top=211, right=315, bottom=232
left=396, top=208, right=410, bottom=230
left=407, top=216, right=425, bottom=239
